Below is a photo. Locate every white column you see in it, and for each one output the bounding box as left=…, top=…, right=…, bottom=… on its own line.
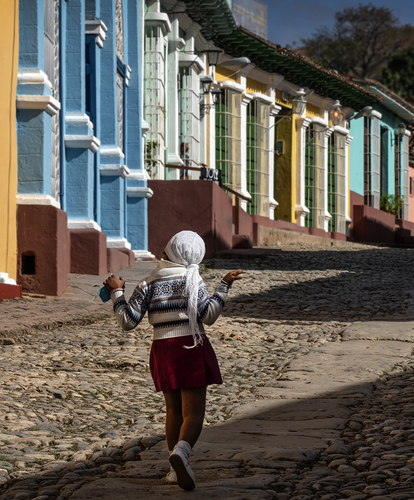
left=268, top=104, right=282, bottom=219
left=240, top=92, right=253, bottom=211
left=295, top=116, right=312, bottom=226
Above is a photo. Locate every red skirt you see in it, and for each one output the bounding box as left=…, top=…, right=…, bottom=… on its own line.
left=149, top=335, right=222, bottom=392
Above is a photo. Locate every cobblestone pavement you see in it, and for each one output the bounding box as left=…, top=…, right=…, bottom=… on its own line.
left=1, top=244, right=414, bottom=499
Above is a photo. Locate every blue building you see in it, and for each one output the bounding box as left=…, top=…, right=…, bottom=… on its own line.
left=16, top=0, right=153, bottom=295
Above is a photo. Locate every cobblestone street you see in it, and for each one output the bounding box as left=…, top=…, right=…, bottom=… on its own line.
left=2, top=244, right=414, bottom=499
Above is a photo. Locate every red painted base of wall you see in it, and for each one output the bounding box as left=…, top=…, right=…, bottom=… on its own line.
left=395, top=219, right=414, bottom=245
left=70, top=229, right=107, bottom=275
left=17, top=204, right=70, bottom=296
left=0, top=283, right=22, bottom=300
left=148, top=180, right=233, bottom=260
left=116, top=248, right=135, bottom=266
left=107, top=248, right=131, bottom=274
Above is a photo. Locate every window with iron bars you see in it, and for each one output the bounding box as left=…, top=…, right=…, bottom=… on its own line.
left=328, top=133, right=347, bottom=233
left=178, top=65, right=200, bottom=176
left=144, top=24, right=166, bottom=179
left=394, top=134, right=402, bottom=218
left=215, top=89, right=242, bottom=194
left=364, top=117, right=372, bottom=206
left=246, top=99, right=270, bottom=216
left=304, top=124, right=324, bottom=228
left=44, top=0, right=60, bottom=204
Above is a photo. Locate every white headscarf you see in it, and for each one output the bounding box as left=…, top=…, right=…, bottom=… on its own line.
left=164, top=230, right=206, bottom=348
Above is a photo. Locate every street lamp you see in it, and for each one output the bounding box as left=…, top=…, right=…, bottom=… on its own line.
left=330, top=100, right=345, bottom=127
left=200, top=87, right=221, bottom=118
left=292, top=89, right=307, bottom=115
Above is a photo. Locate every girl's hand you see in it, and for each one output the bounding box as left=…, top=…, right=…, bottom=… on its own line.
left=222, top=269, right=245, bottom=286
left=103, top=275, right=125, bottom=291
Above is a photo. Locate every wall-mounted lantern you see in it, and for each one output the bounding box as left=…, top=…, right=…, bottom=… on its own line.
left=200, top=87, right=221, bottom=118
left=330, top=100, right=345, bottom=127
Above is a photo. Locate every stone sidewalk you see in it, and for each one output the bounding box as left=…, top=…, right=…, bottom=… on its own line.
left=2, top=246, right=414, bottom=499
left=0, top=262, right=155, bottom=337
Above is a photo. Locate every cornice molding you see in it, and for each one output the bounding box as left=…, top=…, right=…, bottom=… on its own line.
left=17, top=69, right=52, bottom=89
left=65, top=135, right=100, bottom=153
left=107, top=237, right=131, bottom=250
left=127, top=187, right=154, bottom=198
left=16, top=95, right=61, bottom=116
left=67, top=218, right=102, bottom=231
left=100, top=146, right=125, bottom=159
left=145, top=12, right=171, bottom=36
left=100, top=164, right=130, bottom=178
left=16, top=193, right=60, bottom=208
left=85, top=19, right=108, bottom=48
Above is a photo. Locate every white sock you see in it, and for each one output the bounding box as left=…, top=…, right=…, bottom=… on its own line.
left=168, top=450, right=175, bottom=472
left=172, top=440, right=192, bottom=460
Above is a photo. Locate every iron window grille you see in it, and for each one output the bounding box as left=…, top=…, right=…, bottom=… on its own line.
left=304, top=124, right=324, bottom=228
left=144, top=24, right=166, bottom=179
left=44, top=0, right=60, bottom=204
left=215, top=88, right=242, bottom=196
left=246, top=99, right=270, bottom=216
left=327, top=133, right=347, bottom=233
left=178, top=65, right=200, bottom=177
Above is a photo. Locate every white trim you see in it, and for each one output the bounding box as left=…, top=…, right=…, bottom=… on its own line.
left=169, top=38, right=186, bottom=52
left=65, top=135, right=100, bottom=153
left=367, top=110, right=382, bottom=120
left=128, top=169, right=150, bottom=181
left=100, top=165, right=130, bottom=178
left=249, top=92, right=274, bottom=105
left=67, top=218, right=101, bottom=231
left=85, top=20, right=107, bottom=48
left=310, top=117, right=328, bottom=128
left=16, top=95, right=61, bottom=116
left=16, top=193, right=60, bottom=208
left=145, top=12, right=171, bottom=36
left=107, top=237, right=131, bottom=250
left=334, top=125, right=350, bottom=136
left=179, top=54, right=205, bottom=74
left=241, top=92, right=253, bottom=106
left=125, top=65, right=131, bottom=86
left=100, top=145, right=125, bottom=159
left=127, top=187, right=154, bottom=198
left=270, top=104, right=282, bottom=116
left=65, top=112, right=94, bottom=130
left=17, top=69, right=53, bottom=89
left=142, top=120, right=150, bottom=138
left=0, top=273, right=17, bottom=285
left=134, top=250, right=156, bottom=260
left=218, top=81, right=244, bottom=93
left=404, top=129, right=412, bottom=138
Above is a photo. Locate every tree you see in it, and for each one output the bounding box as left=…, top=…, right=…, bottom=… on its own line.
left=382, top=46, right=414, bottom=99
left=301, top=4, right=414, bottom=80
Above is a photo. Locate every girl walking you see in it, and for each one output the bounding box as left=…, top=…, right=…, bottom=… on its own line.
left=103, top=230, right=244, bottom=490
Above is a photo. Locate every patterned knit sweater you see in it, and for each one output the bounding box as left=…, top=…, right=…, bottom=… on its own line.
left=111, top=260, right=229, bottom=341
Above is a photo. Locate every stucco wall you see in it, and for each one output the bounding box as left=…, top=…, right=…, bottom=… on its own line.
left=274, top=115, right=293, bottom=222
left=147, top=180, right=233, bottom=260
left=0, top=0, right=19, bottom=281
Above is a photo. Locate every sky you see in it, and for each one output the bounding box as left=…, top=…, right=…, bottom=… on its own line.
left=258, top=0, right=414, bottom=48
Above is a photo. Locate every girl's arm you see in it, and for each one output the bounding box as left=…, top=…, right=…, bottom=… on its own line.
left=110, top=281, right=148, bottom=331
left=198, top=269, right=244, bottom=326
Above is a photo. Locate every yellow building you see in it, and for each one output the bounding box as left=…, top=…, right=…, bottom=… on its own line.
left=212, top=27, right=379, bottom=236
left=0, top=0, right=19, bottom=289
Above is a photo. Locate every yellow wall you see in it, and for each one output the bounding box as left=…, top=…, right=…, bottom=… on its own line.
left=246, top=77, right=266, bottom=94
left=215, top=66, right=238, bottom=83
left=275, top=89, right=292, bottom=110
left=306, top=103, right=321, bottom=118
left=274, top=116, right=293, bottom=222
left=0, top=0, right=19, bottom=281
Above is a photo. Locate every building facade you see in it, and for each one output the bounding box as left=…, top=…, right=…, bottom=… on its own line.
left=16, top=0, right=152, bottom=295
left=0, top=0, right=20, bottom=297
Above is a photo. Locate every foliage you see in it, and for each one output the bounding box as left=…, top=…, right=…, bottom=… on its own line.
left=380, top=194, right=404, bottom=217
left=382, top=46, right=414, bottom=100
left=145, top=141, right=158, bottom=176
left=301, top=4, right=414, bottom=79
